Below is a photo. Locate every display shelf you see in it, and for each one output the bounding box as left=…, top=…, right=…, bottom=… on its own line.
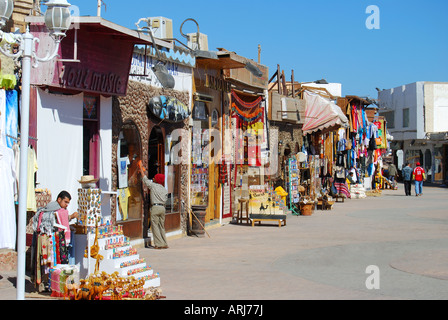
left=83, top=231, right=160, bottom=289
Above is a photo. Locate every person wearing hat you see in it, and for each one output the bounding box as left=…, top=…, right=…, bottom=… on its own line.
left=139, top=166, right=168, bottom=249
left=413, top=162, right=426, bottom=196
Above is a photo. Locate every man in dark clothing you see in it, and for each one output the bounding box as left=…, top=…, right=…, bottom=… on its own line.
left=402, top=163, right=413, bottom=196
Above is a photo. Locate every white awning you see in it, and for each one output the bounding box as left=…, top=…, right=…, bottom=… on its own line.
left=302, top=90, right=349, bottom=135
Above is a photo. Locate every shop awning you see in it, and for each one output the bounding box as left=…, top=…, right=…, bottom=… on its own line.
left=302, top=90, right=349, bottom=135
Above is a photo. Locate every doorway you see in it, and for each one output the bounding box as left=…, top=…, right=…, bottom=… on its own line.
left=83, top=96, right=100, bottom=180
left=116, top=121, right=143, bottom=239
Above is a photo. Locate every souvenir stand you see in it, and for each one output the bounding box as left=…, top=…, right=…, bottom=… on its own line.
left=287, top=157, right=300, bottom=215
left=297, top=154, right=317, bottom=216
left=248, top=183, right=287, bottom=227
left=68, top=184, right=161, bottom=300
left=190, top=125, right=209, bottom=207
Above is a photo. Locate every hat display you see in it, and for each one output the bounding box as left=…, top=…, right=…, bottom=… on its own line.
left=78, top=175, right=99, bottom=184
left=297, top=152, right=307, bottom=163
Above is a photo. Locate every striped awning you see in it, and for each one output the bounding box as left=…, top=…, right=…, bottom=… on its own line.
left=302, top=90, right=349, bottom=135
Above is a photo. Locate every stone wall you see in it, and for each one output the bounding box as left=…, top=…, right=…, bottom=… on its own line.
left=269, top=122, right=303, bottom=179
left=0, top=250, right=17, bottom=272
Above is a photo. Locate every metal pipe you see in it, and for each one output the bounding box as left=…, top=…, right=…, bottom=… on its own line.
left=16, top=29, right=33, bottom=301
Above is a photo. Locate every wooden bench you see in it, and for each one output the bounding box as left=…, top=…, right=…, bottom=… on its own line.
left=249, top=214, right=287, bottom=228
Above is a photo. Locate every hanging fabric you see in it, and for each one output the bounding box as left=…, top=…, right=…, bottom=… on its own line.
left=0, top=143, right=17, bottom=249
left=27, top=145, right=38, bottom=212
left=231, top=90, right=263, bottom=123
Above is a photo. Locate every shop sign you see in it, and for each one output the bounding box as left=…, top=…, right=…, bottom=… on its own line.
left=148, top=95, right=190, bottom=123
left=60, top=65, right=125, bottom=95
left=205, top=74, right=231, bottom=92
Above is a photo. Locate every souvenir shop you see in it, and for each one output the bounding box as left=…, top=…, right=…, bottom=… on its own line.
left=336, top=96, right=388, bottom=193
left=190, top=50, right=270, bottom=225
left=17, top=17, right=174, bottom=299
left=113, top=78, right=192, bottom=240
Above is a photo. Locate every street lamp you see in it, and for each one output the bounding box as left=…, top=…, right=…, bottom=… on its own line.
left=0, top=0, right=72, bottom=300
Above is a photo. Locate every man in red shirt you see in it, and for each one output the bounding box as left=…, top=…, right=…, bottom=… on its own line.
left=413, top=162, right=426, bottom=196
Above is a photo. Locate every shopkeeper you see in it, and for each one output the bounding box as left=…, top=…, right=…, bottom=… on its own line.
left=139, top=166, right=168, bottom=249
left=31, top=191, right=78, bottom=292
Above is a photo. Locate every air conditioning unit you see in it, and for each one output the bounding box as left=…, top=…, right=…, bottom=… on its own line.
left=270, top=92, right=305, bottom=124
left=148, top=17, right=173, bottom=39
left=187, top=32, right=209, bottom=51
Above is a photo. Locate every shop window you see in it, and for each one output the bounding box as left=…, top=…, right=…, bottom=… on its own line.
left=83, top=96, right=99, bottom=178
left=166, top=164, right=180, bottom=214
left=193, top=101, right=209, bottom=121
left=424, top=149, right=432, bottom=180
left=211, top=109, right=219, bottom=127
left=403, top=108, right=409, bottom=128
left=383, top=111, right=395, bottom=129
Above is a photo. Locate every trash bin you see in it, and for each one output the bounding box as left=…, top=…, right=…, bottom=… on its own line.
left=190, top=205, right=207, bottom=237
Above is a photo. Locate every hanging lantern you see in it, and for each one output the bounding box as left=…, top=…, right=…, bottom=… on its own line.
left=0, top=0, right=13, bottom=28
left=44, top=0, right=72, bottom=41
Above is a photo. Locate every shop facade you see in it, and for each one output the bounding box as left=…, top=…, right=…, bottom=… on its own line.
left=27, top=17, right=173, bottom=239
left=190, top=49, right=269, bottom=223
left=112, top=44, right=194, bottom=240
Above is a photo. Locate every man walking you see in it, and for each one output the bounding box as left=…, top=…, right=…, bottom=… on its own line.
left=413, top=162, right=426, bottom=196
left=388, top=162, right=398, bottom=189
left=402, top=163, right=413, bottom=196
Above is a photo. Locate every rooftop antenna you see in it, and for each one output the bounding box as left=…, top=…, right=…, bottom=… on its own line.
left=97, top=0, right=106, bottom=17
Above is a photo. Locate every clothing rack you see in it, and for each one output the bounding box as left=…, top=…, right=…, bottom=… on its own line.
left=4, top=133, right=38, bottom=142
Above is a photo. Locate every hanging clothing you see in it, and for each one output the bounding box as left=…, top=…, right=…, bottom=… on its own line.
left=55, top=209, right=71, bottom=244
left=32, top=201, right=60, bottom=235
left=5, top=90, right=18, bottom=149
left=27, top=146, right=38, bottom=212
left=0, top=144, right=17, bottom=249
left=30, top=201, right=70, bottom=292
left=0, top=89, right=6, bottom=147
left=118, top=188, right=131, bottom=220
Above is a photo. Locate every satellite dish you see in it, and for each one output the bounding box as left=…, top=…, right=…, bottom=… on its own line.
left=153, top=62, right=175, bottom=89
left=245, top=62, right=263, bottom=77
left=194, top=50, right=218, bottom=59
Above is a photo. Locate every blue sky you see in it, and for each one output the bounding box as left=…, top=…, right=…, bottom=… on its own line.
left=69, top=0, right=447, bottom=100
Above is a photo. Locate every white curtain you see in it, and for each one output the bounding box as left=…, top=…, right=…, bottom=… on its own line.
left=36, top=89, right=83, bottom=213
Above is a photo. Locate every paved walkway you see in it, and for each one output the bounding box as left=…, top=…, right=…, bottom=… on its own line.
left=1, top=183, right=447, bottom=300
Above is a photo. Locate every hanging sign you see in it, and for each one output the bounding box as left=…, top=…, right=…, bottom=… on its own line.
left=148, top=96, right=191, bottom=123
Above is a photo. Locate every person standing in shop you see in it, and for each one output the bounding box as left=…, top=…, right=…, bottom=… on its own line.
left=139, top=166, right=168, bottom=249
left=413, top=162, right=426, bottom=197
left=402, top=163, right=413, bottom=196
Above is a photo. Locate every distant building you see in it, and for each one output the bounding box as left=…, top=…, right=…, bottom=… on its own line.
left=378, top=82, right=448, bottom=184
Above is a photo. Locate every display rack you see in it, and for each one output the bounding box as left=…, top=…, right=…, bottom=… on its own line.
left=288, top=157, right=300, bottom=216
left=83, top=225, right=160, bottom=289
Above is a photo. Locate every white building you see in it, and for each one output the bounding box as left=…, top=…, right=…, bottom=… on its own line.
left=378, top=81, right=448, bottom=184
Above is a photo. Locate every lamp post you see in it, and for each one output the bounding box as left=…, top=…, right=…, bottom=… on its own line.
left=0, top=0, right=72, bottom=300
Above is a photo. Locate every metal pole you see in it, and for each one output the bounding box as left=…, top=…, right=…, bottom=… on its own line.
left=16, top=30, right=33, bottom=300
left=97, top=0, right=101, bottom=16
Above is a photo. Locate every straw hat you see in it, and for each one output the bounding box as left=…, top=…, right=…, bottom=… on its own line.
left=78, top=175, right=99, bottom=184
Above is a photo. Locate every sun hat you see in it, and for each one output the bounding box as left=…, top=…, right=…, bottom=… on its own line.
left=78, top=175, right=99, bottom=184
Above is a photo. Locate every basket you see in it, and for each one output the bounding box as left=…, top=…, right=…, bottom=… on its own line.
left=300, top=203, right=314, bottom=216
